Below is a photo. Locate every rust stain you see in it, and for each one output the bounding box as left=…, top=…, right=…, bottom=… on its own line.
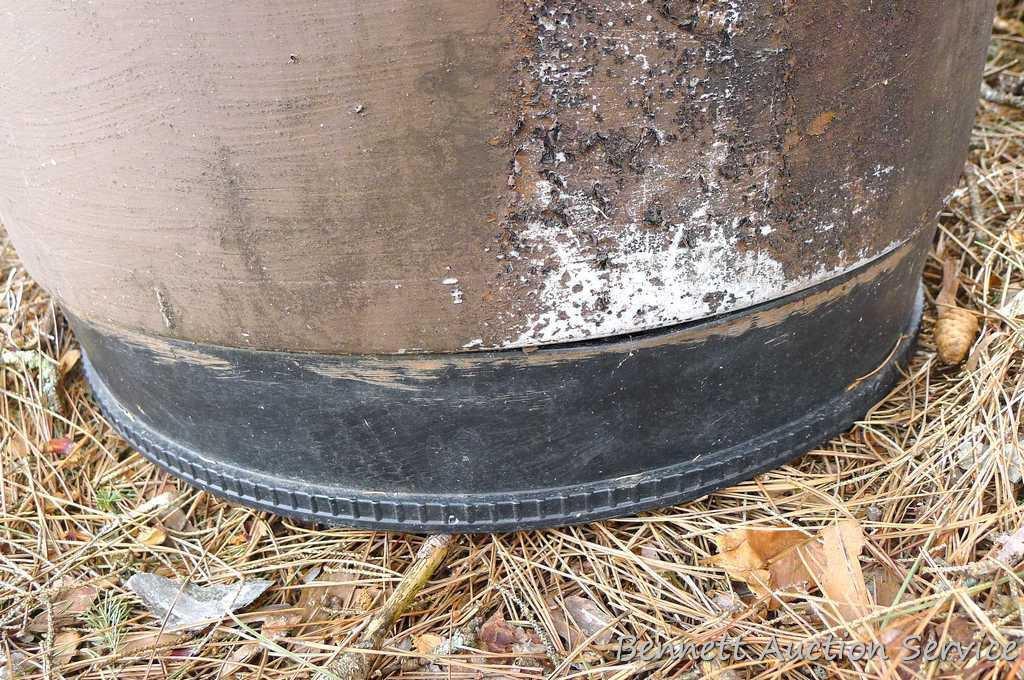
left=806, top=110, right=837, bottom=136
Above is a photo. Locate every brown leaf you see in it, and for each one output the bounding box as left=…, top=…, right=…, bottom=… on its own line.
left=765, top=545, right=814, bottom=595
left=161, top=507, right=190, bottom=532
left=27, top=580, right=99, bottom=632
left=563, top=596, right=613, bottom=645
left=478, top=610, right=535, bottom=654
left=140, top=482, right=191, bottom=534
left=880, top=614, right=926, bottom=675
left=1008, top=227, right=1024, bottom=250
left=817, top=520, right=872, bottom=625
left=296, top=569, right=360, bottom=619
left=256, top=604, right=304, bottom=641
left=544, top=595, right=581, bottom=648
left=934, top=616, right=995, bottom=680
left=865, top=566, right=904, bottom=608
left=707, top=526, right=811, bottom=600
left=413, top=632, right=445, bottom=656
left=220, top=640, right=260, bottom=678
left=52, top=630, right=81, bottom=667
left=768, top=521, right=872, bottom=628
left=709, top=519, right=873, bottom=630
left=43, top=437, right=75, bottom=457
left=136, top=523, right=167, bottom=546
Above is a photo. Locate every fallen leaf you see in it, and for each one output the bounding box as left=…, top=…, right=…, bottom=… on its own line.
left=563, top=596, right=614, bottom=645
left=126, top=572, right=272, bottom=631
left=52, top=630, right=81, bottom=667
left=27, top=579, right=99, bottom=632
left=708, top=519, right=873, bottom=631
left=43, top=438, right=75, bottom=457
left=706, top=526, right=810, bottom=600
left=143, top=482, right=192, bottom=533
left=220, top=641, right=260, bottom=679
left=478, top=610, right=539, bottom=654
left=414, top=632, right=445, bottom=656
left=296, top=569, right=365, bottom=619
left=256, top=604, right=304, bottom=641
left=816, top=520, right=872, bottom=626
left=766, top=545, right=813, bottom=593
left=545, top=596, right=581, bottom=648
left=865, top=566, right=904, bottom=608
left=935, top=616, right=994, bottom=680
left=161, top=507, right=190, bottom=532
left=880, top=614, right=926, bottom=674
left=119, top=631, right=190, bottom=655
left=136, top=524, right=167, bottom=547
left=1008, top=227, right=1024, bottom=250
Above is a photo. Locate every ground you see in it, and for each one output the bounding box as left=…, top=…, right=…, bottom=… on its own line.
left=3, top=8, right=1024, bottom=680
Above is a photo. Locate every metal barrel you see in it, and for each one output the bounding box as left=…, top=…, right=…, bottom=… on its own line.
left=0, top=1, right=994, bottom=530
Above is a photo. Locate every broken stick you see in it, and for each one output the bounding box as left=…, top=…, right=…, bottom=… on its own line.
left=318, top=534, right=455, bottom=680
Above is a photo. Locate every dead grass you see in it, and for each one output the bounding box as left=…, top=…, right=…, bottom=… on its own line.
left=4, top=8, right=1024, bottom=680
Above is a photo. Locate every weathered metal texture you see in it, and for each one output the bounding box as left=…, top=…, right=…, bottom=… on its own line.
left=0, top=0, right=994, bottom=354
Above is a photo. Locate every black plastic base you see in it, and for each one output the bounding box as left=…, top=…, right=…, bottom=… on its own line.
left=74, top=238, right=927, bottom=533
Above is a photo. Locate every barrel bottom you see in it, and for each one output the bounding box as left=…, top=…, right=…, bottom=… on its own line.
left=73, top=236, right=927, bottom=532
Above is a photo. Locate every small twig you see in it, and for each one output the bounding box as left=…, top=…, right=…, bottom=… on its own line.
left=981, top=81, right=1024, bottom=109
left=499, top=584, right=564, bottom=668
left=965, top=163, right=987, bottom=245
left=318, top=534, right=455, bottom=680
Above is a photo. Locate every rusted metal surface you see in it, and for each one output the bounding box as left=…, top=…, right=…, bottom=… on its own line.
left=0, top=0, right=994, bottom=354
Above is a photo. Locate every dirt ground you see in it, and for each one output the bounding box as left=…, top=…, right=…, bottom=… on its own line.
left=4, top=7, right=1024, bottom=680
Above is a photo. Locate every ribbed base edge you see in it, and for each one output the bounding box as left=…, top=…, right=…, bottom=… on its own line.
left=80, top=290, right=921, bottom=533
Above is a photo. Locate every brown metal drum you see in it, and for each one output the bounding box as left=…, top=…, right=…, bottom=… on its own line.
left=0, top=1, right=994, bottom=531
